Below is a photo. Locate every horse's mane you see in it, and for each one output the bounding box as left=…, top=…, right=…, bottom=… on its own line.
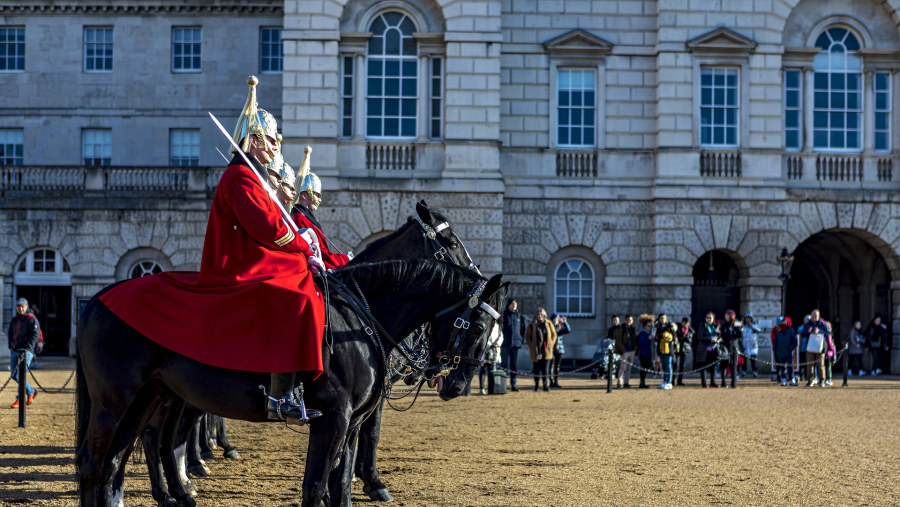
left=330, top=259, right=476, bottom=299
left=354, top=208, right=454, bottom=259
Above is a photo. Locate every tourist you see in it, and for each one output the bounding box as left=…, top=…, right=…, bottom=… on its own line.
left=847, top=320, right=865, bottom=375
left=740, top=313, right=761, bottom=378
left=614, top=315, right=637, bottom=389
left=823, top=320, right=835, bottom=386
left=864, top=315, right=888, bottom=376
left=654, top=314, right=675, bottom=390
left=549, top=314, right=570, bottom=388
left=717, top=310, right=741, bottom=388
left=502, top=299, right=527, bottom=391
left=674, top=317, right=693, bottom=386
left=695, top=312, right=720, bottom=388
left=636, top=315, right=654, bottom=389
left=525, top=308, right=556, bottom=392
left=7, top=297, right=40, bottom=408
left=802, top=310, right=829, bottom=387
left=773, top=317, right=798, bottom=386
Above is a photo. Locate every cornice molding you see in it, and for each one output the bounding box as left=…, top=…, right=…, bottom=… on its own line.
left=686, top=27, right=757, bottom=54
left=543, top=29, right=613, bottom=57
left=0, top=2, right=283, bottom=15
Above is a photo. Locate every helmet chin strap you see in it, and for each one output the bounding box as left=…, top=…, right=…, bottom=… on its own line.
left=307, top=189, right=321, bottom=207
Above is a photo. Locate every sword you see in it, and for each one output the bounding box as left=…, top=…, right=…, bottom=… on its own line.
left=215, top=146, right=230, bottom=163
left=208, top=112, right=299, bottom=233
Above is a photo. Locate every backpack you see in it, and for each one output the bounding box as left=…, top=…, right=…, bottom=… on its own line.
left=34, top=327, right=44, bottom=355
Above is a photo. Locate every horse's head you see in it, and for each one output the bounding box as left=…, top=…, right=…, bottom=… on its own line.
left=429, top=272, right=508, bottom=400
left=414, top=200, right=481, bottom=276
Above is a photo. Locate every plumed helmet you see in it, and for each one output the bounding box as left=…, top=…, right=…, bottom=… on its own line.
left=300, top=173, right=322, bottom=206
left=230, top=76, right=278, bottom=156
left=282, top=161, right=295, bottom=190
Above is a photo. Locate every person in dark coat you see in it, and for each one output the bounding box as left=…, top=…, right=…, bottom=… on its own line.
left=502, top=299, right=527, bottom=391
left=525, top=308, right=557, bottom=392
left=8, top=297, right=40, bottom=408
left=864, top=315, right=889, bottom=376
left=549, top=314, right=570, bottom=388
left=674, top=317, right=693, bottom=386
left=695, top=312, right=720, bottom=388
left=773, top=317, right=798, bottom=386
left=717, top=309, right=741, bottom=388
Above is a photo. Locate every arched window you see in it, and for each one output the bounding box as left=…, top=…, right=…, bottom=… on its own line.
left=366, top=12, right=417, bottom=139
left=813, top=27, right=862, bottom=151
left=14, top=248, right=72, bottom=285
left=129, top=260, right=163, bottom=278
left=554, top=258, right=594, bottom=317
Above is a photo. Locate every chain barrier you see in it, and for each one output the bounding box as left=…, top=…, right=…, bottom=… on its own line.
left=28, top=368, right=77, bottom=393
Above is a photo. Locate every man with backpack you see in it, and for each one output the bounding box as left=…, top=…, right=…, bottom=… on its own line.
left=8, top=297, right=41, bottom=408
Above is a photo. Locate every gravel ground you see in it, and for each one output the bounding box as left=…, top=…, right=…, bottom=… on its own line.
left=1, top=360, right=898, bottom=506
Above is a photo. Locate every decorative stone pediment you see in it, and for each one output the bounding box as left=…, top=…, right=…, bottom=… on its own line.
left=686, top=28, right=757, bottom=54
left=543, top=29, right=613, bottom=58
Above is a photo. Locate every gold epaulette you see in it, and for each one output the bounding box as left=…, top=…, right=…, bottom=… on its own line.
left=274, top=229, right=295, bottom=247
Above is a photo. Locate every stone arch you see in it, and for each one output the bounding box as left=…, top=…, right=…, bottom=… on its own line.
left=543, top=245, right=607, bottom=359
left=690, top=249, right=750, bottom=326
left=340, top=0, right=445, bottom=33
left=781, top=0, right=900, bottom=48
left=114, top=247, right=175, bottom=282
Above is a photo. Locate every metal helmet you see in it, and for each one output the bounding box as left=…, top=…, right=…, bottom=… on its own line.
left=231, top=76, right=278, bottom=157
left=299, top=173, right=322, bottom=207
left=281, top=162, right=295, bottom=192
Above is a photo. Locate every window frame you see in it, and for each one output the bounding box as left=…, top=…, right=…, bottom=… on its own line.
left=555, top=68, right=598, bottom=149
left=811, top=27, right=863, bottom=153
left=259, top=27, right=283, bottom=75
left=364, top=11, right=419, bottom=141
left=84, top=26, right=113, bottom=73
left=171, top=26, right=202, bottom=73
left=0, top=26, right=25, bottom=73
left=552, top=257, right=595, bottom=318
left=82, top=128, right=112, bottom=166
left=130, top=260, right=164, bottom=279
left=341, top=55, right=354, bottom=138
left=784, top=68, right=803, bottom=151
left=169, top=129, right=200, bottom=167
left=0, top=127, right=24, bottom=165
left=699, top=66, right=740, bottom=149
left=875, top=71, right=891, bottom=153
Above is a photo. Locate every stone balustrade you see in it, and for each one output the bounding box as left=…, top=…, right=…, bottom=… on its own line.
left=783, top=153, right=898, bottom=187
left=0, top=166, right=222, bottom=196
left=700, top=150, right=742, bottom=178
left=556, top=150, right=598, bottom=178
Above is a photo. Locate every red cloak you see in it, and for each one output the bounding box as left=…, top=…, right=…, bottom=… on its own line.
left=100, top=156, right=326, bottom=374
left=291, top=207, right=350, bottom=270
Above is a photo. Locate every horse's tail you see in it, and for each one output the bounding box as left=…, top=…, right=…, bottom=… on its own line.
left=74, top=344, right=90, bottom=469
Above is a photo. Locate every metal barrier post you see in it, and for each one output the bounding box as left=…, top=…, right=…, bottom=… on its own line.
left=17, top=352, right=26, bottom=428
left=730, top=347, right=737, bottom=388
left=842, top=344, right=849, bottom=387
left=606, top=349, right=613, bottom=394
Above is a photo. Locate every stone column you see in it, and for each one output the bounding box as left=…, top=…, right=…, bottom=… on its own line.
left=353, top=53, right=366, bottom=140
left=417, top=53, right=430, bottom=141
left=864, top=70, right=875, bottom=152
left=803, top=67, right=814, bottom=152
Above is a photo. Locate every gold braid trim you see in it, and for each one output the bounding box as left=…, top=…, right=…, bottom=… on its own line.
left=274, top=229, right=295, bottom=247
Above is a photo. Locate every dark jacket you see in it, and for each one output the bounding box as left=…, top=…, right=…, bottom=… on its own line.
left=801, top=319, right=830, bottom=341
left=719, top=320, right=741, bottom=355
left=676, top=324, right=693, bottom=356
left=637, top=329, right=653, bottom=359
left=613, top=323, right=636, bottom=354
left=503, top=310, right=527, bottom=348
left=773, top=326, right=798, bottom=360
left=865, top=322, right=889, bottom=350
left=694, top=322, right=719, bottom=366
left=8, top=311, right=40, bottom=352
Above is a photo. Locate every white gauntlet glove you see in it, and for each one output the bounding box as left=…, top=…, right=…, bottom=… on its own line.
left=308, top=256, right=326, bottom=275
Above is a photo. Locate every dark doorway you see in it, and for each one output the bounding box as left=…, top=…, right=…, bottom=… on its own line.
left=692, top=251, right=741, bottom=328
left=786, top=231, right=892, bottom=372
left=15, top=286, right=72, bottom=356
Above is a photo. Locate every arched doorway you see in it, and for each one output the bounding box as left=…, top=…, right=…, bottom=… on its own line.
left=13, top=248, right=72, bottom=356
left=692, top=250, right=742, bottom=328
left=786, top=231, right=892, bottom=372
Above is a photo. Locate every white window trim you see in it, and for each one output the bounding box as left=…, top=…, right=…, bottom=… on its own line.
left=553, top=257, right=596, bottom=318
left=698, top=66, right=740, bottom=149
left=171, top=27, right=202, bottom=74
left=692, top=56, right=750, bottom=150
left=83, top=26, right=113, bottom=74
left=14, top=248, right=72, bottom=286
left=0, top=26, right=25, bottom=74
left=259, top=27, right=283, bottom=75
left=784, top=69, right=803, bottom=152
left=549, top=61, right=606, bottom=150
left=874, top=71, right=891, bottom=154
left=364, top=12, right=419, bottom=141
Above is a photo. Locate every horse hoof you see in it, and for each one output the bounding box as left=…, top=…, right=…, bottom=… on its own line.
left=175, top=494, right=197, bottom=507
left=158, top=496, right=178, bottom=507
left=224, top=449, right=240, bottom=460
left=200, top=451, right=215, bottom=461
left=187, top=464, right=209, bottom=478
left=364, top=484, right=393, bottom=502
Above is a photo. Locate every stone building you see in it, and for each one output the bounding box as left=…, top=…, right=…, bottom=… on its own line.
left=1, top=0, right=899, bottom=373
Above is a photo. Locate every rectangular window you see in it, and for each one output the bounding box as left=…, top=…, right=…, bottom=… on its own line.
left=430, top=57, right=442, bottom=139
left=0, top=128, right=23, bottom=165
left=813, top=68, right=861, bottom=151
left=700, top=67, right=739, bottom=148
left=172, top=27, right=201, bottom=72
left=557, top=69, right=596, bottom=148
left=0, top=26, right=25, bottom=72
left=82, top=129, right=111, bottom=166
left=875, top=71, right=891, bottom=153
left=259, top=27, right=282, bottom=74
left=170, top=129, right=200, bottom=167
left=84, top=27, right=113, bottom=72
left=366, top=56, right=417, bottom=138
left=785, top=69, right=802, bottom=151
left=341, top=56, right=353, bottom=138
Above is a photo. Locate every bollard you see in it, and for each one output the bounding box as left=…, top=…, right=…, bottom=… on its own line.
left=17, top=352, right=26, bottom=428
left=842, top=344, right=849, bottom=387
left=730, top=347, right=737, bottom=388
left=606, top=349, right=613, bottom=394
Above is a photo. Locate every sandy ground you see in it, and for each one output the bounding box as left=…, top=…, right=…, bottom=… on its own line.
left=1, top=359, right=899, bottom=506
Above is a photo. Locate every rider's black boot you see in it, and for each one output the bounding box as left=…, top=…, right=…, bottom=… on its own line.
left=266, top=373, right=322, bottom=423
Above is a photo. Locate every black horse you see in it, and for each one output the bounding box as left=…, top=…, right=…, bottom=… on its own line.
left=75, top=259, right=507, bottom=506
left=136, top=200, right=481, bottom=504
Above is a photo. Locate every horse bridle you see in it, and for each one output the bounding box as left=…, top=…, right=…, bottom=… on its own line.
left=412, top=215, right=479, bottom=273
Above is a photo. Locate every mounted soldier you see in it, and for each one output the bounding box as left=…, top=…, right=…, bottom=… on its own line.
left=99, top=76, right=325, bottom=422
left=289, top=147, right=352, bottom=270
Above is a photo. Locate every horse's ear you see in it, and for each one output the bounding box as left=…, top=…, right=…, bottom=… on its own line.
left=483, top=274, right=503, bottom=298
left=416, top=200, right=434, bottom=225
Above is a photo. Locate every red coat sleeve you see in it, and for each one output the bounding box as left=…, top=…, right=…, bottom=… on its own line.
left=291, top=211, right=349, bottom=269
left=226, top=165, right=313, bottom=257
